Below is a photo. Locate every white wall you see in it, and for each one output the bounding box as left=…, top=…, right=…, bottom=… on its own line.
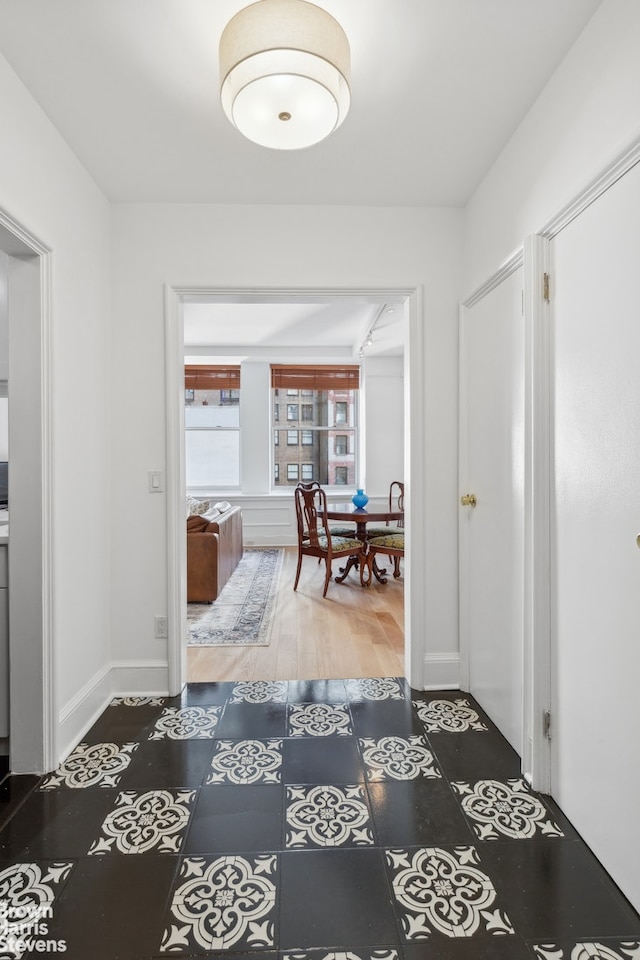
left=463, top=0, right=640, bottom=912
left=111, top=203, right=463, bottom=686
left=0, top=53, right=112, bottom=764
left=363, top=356, right=404, bottom=497
left=464, top=0, right=640, bottom=293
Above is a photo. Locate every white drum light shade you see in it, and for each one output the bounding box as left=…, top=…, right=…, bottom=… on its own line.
left=219, top=0, right=351, bottom=150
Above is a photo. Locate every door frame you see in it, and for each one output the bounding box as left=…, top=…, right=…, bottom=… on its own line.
left=0, top=207, right=54, bottom=775
left=163, top=284, right=425, bottom=694
left=459, top=238, right=552, bottom=790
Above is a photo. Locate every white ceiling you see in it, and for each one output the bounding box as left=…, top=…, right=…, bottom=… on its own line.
left=0, top=0, right=602, bottom=350
left=0, top=0, right=602, bottom=207
left=183, top=297, right=405, bottom=358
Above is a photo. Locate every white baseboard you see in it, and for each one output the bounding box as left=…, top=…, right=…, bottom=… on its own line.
left=422, top=652, right=460, bottom=690
left=109, top=659, right=169, bottom=696
left=56, top=659, right=169, bottom=768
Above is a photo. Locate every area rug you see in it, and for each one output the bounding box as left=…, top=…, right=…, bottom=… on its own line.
left=187, top=547, right=284, bottom=646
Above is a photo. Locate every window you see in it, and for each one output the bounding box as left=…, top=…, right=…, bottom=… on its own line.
left=287, top=430, right=298, bottom=445
left=274, top=430, right=279, bottom=445
left=274, top=463, right=279, bottom=481
left=274, top=403, right=279, bottom=422
left=287, top=389, right=298, bottom=396
left=185, top=365, right=241, bottom=488
left=335, top=401, right=348, bottom=424
left=271, top=365, right=359, bottom=487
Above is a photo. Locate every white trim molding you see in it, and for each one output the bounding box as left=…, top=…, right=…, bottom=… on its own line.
left=422, top=652, right=460, bottom=691
left=164, top=284, right=424, bottom=690
left=0, top=206, right=55, bottom=776
left=540, top=136, right=640, bottom=241
left=57, top=659, right=170, bottom=765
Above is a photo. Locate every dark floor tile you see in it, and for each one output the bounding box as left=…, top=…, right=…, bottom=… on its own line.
left=538, top=793, right=584, bottom=841
left=38, top=855, right=180, bottom=959
left=83, top=702, right=167, bottom=744
left=287, top=679, right=348, bottom=703
left=169, top=681, right=235, bottom=706
left=117, top=738, right=217, bottom=789
left=427, top=731, right=521, bottom=781
left=479, top=840, right=640, bottom=940
left=184, top=783, right=284, bottom=854
left=280, top=848, right=401, bottom=949
left=215, top=702, right=288, bottom=738
left=366, top=780, right=474, bottom=847
left=403, top=939, right=533, bottom=958
left=0, top=787, right=118, bottom=858
left=283, top=737, right=364, bottom=784
left=350, top=698, right=424, bottom=737
left=0, top=774, right=40, bottom=830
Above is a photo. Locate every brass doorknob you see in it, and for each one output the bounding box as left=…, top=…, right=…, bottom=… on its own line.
left=460, top=493, right=477, bottom=507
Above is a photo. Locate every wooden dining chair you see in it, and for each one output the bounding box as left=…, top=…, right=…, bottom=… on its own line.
left=293, top=482, right=365, bottom=597
left=365, top=481, right=405, bottom=537
left=366, top=480, right=404, bottom=578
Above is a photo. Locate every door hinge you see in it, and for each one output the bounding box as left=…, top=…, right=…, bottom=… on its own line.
left=543, top=272, right=550, bottom=303
left=543, top=709, right=552, bottom=741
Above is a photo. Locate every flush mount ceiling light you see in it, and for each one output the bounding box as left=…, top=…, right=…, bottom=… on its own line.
left=219, top=0, right=351, bottom=150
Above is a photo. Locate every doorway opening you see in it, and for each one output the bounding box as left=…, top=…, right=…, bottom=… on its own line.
left=0, top=212, right=53, bottom=775
left=164, top=286, right=426, bottom=694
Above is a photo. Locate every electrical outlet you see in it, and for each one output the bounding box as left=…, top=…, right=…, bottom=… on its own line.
left=154, top=616, right=168, bottom=639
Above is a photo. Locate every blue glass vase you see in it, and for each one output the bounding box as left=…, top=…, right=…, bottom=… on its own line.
left=352, top=488, right=369, bottom=509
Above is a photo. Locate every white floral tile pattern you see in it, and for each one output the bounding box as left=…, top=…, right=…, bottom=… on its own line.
left=110, top=696, right=165, bottom=706
left=88, top=789, right=196, bottom=855
left=413, top=698, right=489, bottom=733
left=282, top=952, right=400, bottom=960
left=285, top=784, right=374, bottom=848
left=161, top=855, right=277, bottom=953
left=345, top=678, right=406, bottom=702
left=533, top=944, right=640, bottom=960
left=288, top=703, right=352, bottom=738
left=452, top=779, right=564, bottom=840
left=40, top=742, right=138, bottom=789
left=230, top=680, right=288, bottom=704
left=148, top=706, right=222, bottom=740
left=0, top=862, right=73, bottom=958
left=205, top=739, right=283, bottom=785
left=360, top=735, right=442, bottom=781
left=386, top=845, right=513, bottom=940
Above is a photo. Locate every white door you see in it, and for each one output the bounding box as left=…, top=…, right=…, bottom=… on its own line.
left=460, top=267, right=525, bottom=755
left=550, top=160, right=640, bottom=912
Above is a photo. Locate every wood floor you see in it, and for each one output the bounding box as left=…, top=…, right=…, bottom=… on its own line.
left=187, top=546, right=405, bottom=682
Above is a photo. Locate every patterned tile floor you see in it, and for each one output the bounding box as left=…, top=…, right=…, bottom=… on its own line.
left=0, top=679, right=639, bottom=959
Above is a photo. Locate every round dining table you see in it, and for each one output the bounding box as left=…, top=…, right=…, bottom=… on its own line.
left=325, top=502, right=403, bottom=584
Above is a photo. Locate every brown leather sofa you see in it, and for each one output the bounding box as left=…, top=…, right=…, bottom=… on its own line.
left=187, top=505, right=243, bottom=602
